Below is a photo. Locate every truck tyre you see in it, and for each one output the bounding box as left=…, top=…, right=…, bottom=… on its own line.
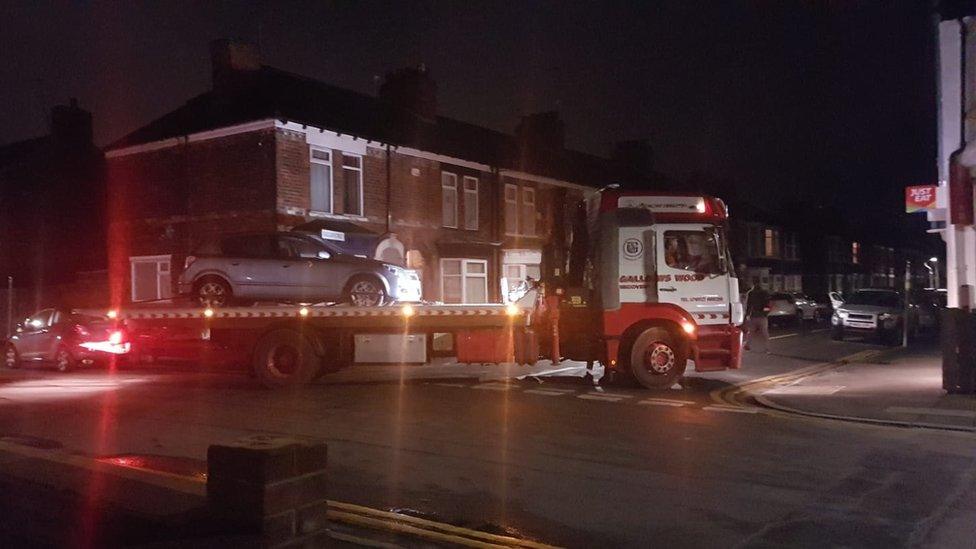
left=628, top=327, right=686, bottom=390
left=195, top=276, right=233, bottom=308
left=251, top=329, right=320, bottom=388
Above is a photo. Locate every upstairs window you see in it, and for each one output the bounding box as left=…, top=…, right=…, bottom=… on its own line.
left=784, top=233, right=799, bottom=260
left=341, top=154, right=363, bottom=216
left=463, top=176, right=479, bottom=230
left=310, top=148, right=333, bottom=213
left=442, top=172, right=458, bottom=228
left=505, top=183, right=537, bottom=236
left=852, top=241, right=860, bottom=264
left=763, top=228, right=780, bottom=258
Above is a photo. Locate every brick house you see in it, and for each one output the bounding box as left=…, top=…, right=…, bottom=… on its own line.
left=104, top=41, right=607, bottom=305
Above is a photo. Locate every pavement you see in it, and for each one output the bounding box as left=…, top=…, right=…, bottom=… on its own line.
left=0, top=324, right=975, bottom=547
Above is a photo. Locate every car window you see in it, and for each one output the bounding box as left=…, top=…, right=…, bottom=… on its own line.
left=24, top=309, right=54, bottom=330
left=846, top=291, right=900, bottom=307
left=276, top=236, right=324, bottom=259
left=221, top=234, right=275, bottom=258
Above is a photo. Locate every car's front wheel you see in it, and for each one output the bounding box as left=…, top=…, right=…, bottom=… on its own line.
left=54, top=347, right=75, bottom=372
left=4, top=344, right=19, bottom=369
left=344, top=276, right=386, bottom=307
left=195, top=276, right=233, bottom=307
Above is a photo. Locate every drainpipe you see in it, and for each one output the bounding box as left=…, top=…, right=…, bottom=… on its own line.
left=385, top=143, right=392, bottom=234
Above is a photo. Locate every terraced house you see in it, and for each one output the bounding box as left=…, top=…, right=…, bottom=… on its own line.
left=105, top=40, right=610, bottom=305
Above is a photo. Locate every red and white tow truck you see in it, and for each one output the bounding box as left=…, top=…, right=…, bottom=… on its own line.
left=87, top=190, right=743, bottom=389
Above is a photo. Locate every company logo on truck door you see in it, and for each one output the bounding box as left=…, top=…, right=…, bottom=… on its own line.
left=622, top=238, right=644, bottom=260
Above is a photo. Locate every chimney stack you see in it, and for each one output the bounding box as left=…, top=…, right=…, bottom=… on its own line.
left=516, top=111, right=565, bottom=151
left=379, top=64, right=438, bottom=122
left=50, top=98, right=92, bottom=147
left=210, top=39, right=261, bottom=92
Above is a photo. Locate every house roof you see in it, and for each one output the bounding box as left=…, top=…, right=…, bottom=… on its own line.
left=107, top=65, right=608, bottom=186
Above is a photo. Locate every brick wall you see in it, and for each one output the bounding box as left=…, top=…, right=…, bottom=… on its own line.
left=105, top=129, right=277, bottom=303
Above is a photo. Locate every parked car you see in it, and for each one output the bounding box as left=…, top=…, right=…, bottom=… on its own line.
left=789, top=292, right=829, bottom=321
left=768, top=293, right=801, bottom=325
left=3, top=309, right=129, bottom=371
left=830, top=288, right=918, bottom=345
left=179, top=232, right=422, bottom=307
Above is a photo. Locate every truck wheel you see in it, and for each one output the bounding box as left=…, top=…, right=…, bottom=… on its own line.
left=628, top=327, right=686, bottom=390
left=344, top=276, right=386, bottom=307
left=195, top=276, right=233, bottom=307
left=251, top=329, right=319, bottom=388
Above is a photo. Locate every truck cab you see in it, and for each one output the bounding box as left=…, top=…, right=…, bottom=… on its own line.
left=552, top=191, right=743, bottom=388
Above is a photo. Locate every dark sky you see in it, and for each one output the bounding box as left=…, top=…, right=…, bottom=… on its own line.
left=0, top=1, right=938, bottom=239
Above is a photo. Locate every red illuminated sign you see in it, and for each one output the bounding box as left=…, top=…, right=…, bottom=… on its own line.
left=905, top=185, right=937, bottom=213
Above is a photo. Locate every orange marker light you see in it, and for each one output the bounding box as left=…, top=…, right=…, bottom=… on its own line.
left=681, top=321, right=696, bottom=334
left=106, top=310, right=118, bottom=319
left=299, top=307, right=309, bottom=317
left=203, top=308, right=215, bottom=318
left=505, top=303, right=520, bottom=316
left=401, top=304, right=415, bottom=317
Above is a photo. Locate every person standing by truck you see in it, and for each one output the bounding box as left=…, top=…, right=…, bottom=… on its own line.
left=744, top=282, right=771, bottom=353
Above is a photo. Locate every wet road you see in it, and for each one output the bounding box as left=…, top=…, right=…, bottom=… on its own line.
left=0, top=328, right=973, bottom=547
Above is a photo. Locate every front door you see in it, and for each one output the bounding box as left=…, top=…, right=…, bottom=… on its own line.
left=655, top=223, right=732, bottom=325
left=16, top=309, right=56, bottom=361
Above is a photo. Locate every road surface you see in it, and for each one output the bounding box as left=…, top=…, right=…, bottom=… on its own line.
left=0, top=326, right=973, bottom=547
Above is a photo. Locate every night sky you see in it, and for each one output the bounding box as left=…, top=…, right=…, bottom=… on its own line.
left=0, top=1, right=939, bottom=241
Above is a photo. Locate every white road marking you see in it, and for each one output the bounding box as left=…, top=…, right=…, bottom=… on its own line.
left=577, top=394, right=625, bottom=402
left=769, top=333, right=798, bottom=340
left=764, top=385, right=845, bottom=395
left=642, top=397, right=695, bottom=404
left=703, top=405, right=759, bottom=414
left=886, top=406, right=976, bottom=419
left=638, top=400, right=685, bottom=407
left=472, top=383, right=512, bottom=391
left=586, top=392, right=633, bottom=399
left=524, top=389, right=570, bottom=396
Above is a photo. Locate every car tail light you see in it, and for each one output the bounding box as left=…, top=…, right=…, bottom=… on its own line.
left=184, top=255, right=197, bottom=270
left=108, top=330, right=125, bottom=346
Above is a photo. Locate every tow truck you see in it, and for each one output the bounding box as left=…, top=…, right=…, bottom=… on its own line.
left=86, top=190, right=743, bottom=389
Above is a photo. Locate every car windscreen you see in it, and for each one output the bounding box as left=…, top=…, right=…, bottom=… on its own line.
left=846, top=291, right=900, bottom=307
left=663, top=229, right=726, bottom=275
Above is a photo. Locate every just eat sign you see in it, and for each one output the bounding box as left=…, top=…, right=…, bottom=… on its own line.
left=905, top=185, right=937, bottom=213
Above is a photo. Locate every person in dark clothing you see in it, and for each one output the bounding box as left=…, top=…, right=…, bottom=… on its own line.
left=744, top=283, right=771, bottom=353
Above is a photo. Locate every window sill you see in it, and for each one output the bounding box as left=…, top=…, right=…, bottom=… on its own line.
left=309, top=210, right=368, bottom=222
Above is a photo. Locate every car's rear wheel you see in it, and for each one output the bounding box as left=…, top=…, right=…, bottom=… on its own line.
left=54, top=347, right=74, bottom=372
left=4, top=344, right=19, bottom=369
left=195, top=277, right=232, bottom=307
left=344, top=276, right=386, bottom=307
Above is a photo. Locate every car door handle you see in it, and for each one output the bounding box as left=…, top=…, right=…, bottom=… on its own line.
left=230, top=262, right=240, bottom=266
left=660, top=287, right=677, bottom=292
left=282, top=264, right=291, bottom=268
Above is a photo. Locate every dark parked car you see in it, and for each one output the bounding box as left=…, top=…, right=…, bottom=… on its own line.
left=4, top=309, right=128, bottom=371
left=178, top=232, right=422, bottom=307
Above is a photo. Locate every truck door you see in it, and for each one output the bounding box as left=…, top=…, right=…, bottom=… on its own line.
left=654, top=223, right=732, bottom=325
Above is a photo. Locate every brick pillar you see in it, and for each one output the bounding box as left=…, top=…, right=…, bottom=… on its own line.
left=207, top=436, right=329, bottom=546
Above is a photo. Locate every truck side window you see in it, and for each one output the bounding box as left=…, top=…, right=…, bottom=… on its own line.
left=664, top=231, right=724, bottom=274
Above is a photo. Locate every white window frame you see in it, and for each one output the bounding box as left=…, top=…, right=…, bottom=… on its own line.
left=440, top=258, right=489, bottom=304
left=341, top=153, right=364, bottom=217
left=309, top=147, right=333, bottom=214
left=521, top=187, right=536, bottom=236
left=504, top=184, right=519, bottom=235
left=463, top=176, right=479, bottom=231
left=130, top=255, right=172, bottom=302
left=442, top=172, right=459, bottom=228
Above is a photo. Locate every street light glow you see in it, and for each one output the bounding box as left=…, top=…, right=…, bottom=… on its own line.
left=930, top=257, right=938, bottom=262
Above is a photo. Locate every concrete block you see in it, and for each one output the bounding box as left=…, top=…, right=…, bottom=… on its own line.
left=208, top=435, right=327, bottom=483
left=295, top=500, right=329, bottom=535
left=208, top=470, right=328, bottom=517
